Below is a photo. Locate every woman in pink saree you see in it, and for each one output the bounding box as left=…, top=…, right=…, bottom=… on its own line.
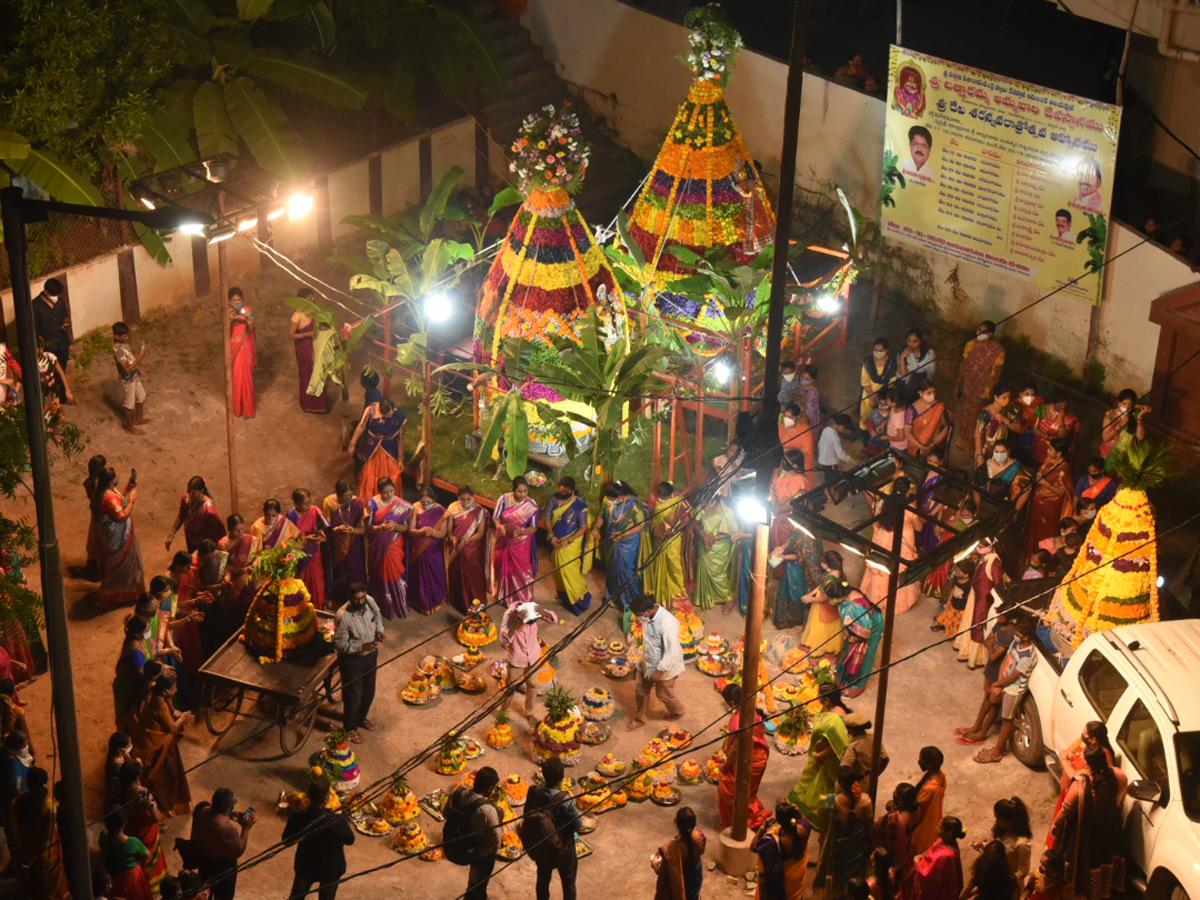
left=217, top=514, right=260, bottom=627
left=367, top=477, right=412, bottom=619
left=953, top=321, right=1005, bottom=450
left=492, top=477, right=540, bottom=608
left=447, top=485, right=489, bottom=615
left=407, top=486, right=449, bottom=615
left=287, top=488, right=332, bottom=610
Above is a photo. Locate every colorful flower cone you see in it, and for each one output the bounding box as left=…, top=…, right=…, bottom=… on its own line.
left=624, top=8, right=773, bottom=348
left=241, top=577, right=318, bottom=663
left=1047, top=441, right=1166, bottom=648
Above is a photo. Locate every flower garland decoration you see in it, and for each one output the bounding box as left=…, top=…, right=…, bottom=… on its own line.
left=680, top=5, right=743, bottom=88
left=509, top=104, right=592, bottom=196
left=251, top=538, right=309, bottom=582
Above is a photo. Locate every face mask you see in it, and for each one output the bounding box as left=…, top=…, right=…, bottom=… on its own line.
left=144, top=628, right=153, bottom=641
left=1021, top=395, right=1035, bottom=406
left=783, top=417, right=795, bottom=427
left=800, top=376, right=813, bottom=385
left=1082, top=509, right=1096, bottom=519
left=1119, top=404, right=1132, bottom=414
left=782, top=373, right=795, bottom=382
left=992, top=451, right=1009, bottom=463
left=873, top=350, right=887, bottom=359
left=558, top=492, right=571, bottom=501
left=17, top=750, right=32, bottom=767
left=960, top=515, right=975, bottom=525
left=977, top=332, right=991, bottom=341
left=921, top=393, right=935, bottom=403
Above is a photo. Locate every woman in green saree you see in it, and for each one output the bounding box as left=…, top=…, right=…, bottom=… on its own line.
left=694, top=494, right=738, bottom=611
left=787, top=683, right=850, bottom=831
left=648, top=482, right=690, bottom=607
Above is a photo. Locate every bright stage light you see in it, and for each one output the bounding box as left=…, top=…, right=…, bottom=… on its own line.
left=815, top=292, right=840, bottom=314
left=736, top=496, right=768, bottom=525
left=287, top=192, right=315, bottom=220
left=712, top=359, right=733, bottom=385
left=424, top=291, right=454, bottom=325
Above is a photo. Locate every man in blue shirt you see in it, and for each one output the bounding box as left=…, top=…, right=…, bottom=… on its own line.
left=627, top=593, right=685, bottom=731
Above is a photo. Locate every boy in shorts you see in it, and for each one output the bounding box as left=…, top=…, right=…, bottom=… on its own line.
left=112, top=322, right=149, bottom=435
left=974, top=616, right=1037, bottom=764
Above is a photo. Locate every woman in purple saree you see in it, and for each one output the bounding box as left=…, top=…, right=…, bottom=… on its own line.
left=407, top=486, right=449, bottom=615
left=491, top=476, right=540, bottom=608
left=367, top=477, right=412, bottom=619
left=329, top=479, right=367, bottom=606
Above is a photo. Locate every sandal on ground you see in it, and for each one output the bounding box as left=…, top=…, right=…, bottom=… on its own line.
left=349, top=731, right=365, bottom=744
left=974, top=750, right=1002, bottom=764
left=955, top=735, right=984, bottom=745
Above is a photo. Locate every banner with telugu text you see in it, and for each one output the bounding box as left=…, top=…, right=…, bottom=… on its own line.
left=882, top=46, right=1121, bottom=305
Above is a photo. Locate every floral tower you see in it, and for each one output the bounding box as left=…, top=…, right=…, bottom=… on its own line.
left=1047, top=440, right=1167, bottom=649
left=532, top=684, right=583, bottom=767
left=476, top=104, right=627, bottom=455
left=626, top=6, right=774, bottom=337
left=241, top=540, right=319, bottom=663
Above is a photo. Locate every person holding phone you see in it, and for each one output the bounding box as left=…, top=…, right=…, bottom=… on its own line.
left=333, top=583, right=385, bottom=744
left=189, top=787, right=256, bottom=900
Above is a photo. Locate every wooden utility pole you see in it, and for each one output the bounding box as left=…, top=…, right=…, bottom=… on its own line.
left=730, top=521, right=770, bottom=841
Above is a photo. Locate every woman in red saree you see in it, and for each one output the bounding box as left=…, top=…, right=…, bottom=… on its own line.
left=117, top=762, right=169, bottom=895
left=407, top=486, right=449, bottom=615
left=718, top=683, right=771, bottom=830
left=903, top=817, right=965, bottom=900
left=447, top=485, right=489, bottom=615
left=954, top=321, right=1005, bottom=450
left=228, top=287, right=256, bottom=419
left=166, top=476, right=226, bottom=555
left=906, top=380, right=952, bottom=457
left=1031, top=398, right=1080, bottom=465
left=92, top=467, right=146, bottom=608
left=288, top=290, right=331, bottom=414
left=287, top=488, right=332, bottom=610
left=1024, top=439, right=1075, bottom=561
left=84, top=453, right=107, bottom=578
left=492, top=477, right=540, bottom=608
left=367, top=477, right=412, bottom=619
left=217, top=514, right=260, bottom=627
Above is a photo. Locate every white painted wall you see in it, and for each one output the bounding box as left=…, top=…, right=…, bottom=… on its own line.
left=521, top=0, right=1198, bottom=389
left=135, top=240, right=196, bottom=316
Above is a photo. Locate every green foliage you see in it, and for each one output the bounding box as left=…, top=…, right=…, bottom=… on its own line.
left=251, top=538, right=310, bottom=582
left=1075, top=213, right=1108, bottom=275
left=1106, top=439, right=1171, bottom=493
left=880, top=150, right=906, bottom=208
left=542, top=685, right=576, bottom=723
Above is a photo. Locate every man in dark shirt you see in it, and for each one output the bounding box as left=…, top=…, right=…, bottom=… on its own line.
left=283, top=780, right=355, bottom=900
left=190, top=787, right=255, bottom=900
left=32, top=278, right=71, bottom=368
left=526, top=757, right=582, bottom=900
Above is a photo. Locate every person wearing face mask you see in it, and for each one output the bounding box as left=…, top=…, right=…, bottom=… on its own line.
left=859, top=337, right=898, bottom=429
left=1023, top=439, right=1075, bottom=562
left=542, top=477, right=592, bottom=615
left=1009, top=382, right=1041, bottom=466
left=797, top=364, right=821, bottom=430
left=778, top=402, right=815, bottom=475
left=862, top=388, right=895, bottom=456
left=955, top=538, right=1006, bottom=670
left=777, top=360, right=803, bottom=408
left=955, top=321, right=1006, bottom=450
left=1037, top=517, right=1077, bottom=556
left=973, top=387, right=1017, bottom=468
left=972, top=440, right=1031, bottom=519
left=448, top=485, right=490, bottom=615
left=626, top=593, right=685, bottom=731
left=1073, top=457, right=1117, bottom=508
left=1099, top=388, right=1147, bottom=459
left=922, top=491, right=978, bottom=605
left=593, top=481, right=648, bottom=614
left=906, top=377, right=952, bottom=458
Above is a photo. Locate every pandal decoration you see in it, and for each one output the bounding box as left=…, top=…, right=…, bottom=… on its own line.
left=623, top=6, right=773, bottom=348
left=475, top=104, right=627, bottom=457
left=1047, top=440, right=1166, bottom=649
left=532, top=685, right=583, bottom=766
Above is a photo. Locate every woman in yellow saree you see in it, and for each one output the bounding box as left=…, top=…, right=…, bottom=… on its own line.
left=648, top=482, right=690, bottom=607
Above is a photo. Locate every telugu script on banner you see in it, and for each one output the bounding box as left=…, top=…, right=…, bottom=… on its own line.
left=882, top=46, right=1121, bottom=304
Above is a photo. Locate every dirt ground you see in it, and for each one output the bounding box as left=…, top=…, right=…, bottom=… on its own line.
left=8, top=251, right=1060, bottom=899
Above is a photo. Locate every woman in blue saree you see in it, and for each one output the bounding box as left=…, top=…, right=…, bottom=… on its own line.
left=350, top=398, right=405, bottom=503
left=594, top=481, right=647, bottom=615
left=829, top=580, right=884, bottom=698
left=542, top=476, right=592, bottom=614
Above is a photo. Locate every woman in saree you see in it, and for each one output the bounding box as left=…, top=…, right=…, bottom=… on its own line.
left=366, top=477, right=412, bottom=619
left=1024, top=439, right=1075, bottom=562
left=117, top=761, right=168, bottom=895
left=910, top=746, right=948, bottom=856
left=1047, top=748, right=1125, bottom=900
left=770, top=521, right=819, bottom=630
left=328, top=479, right=367, bottom=605
left=779, top=403, right=816, bottom=476
left=905, top=817, right=966, bottom=900
left=954, top=320, right=1006, bottom=450
left=859, top=337, right=899, bottom=429
left=407, top=485, right=449, bottom=615
left=93, top=467, right=146, bottom=609
left=594, top=481, right=647, bottom=613
left=447, top=485, right=489, bottom=615
left=99, top=807, right=151, bottom=900
left=974, top=387, right=1017, bottom=467
left=906, top=379, right=952, bottom=458
left=800, top=551, right=846, bottom=657
left=972, top=440, right=1032, bottom=522
left=818, top=769, right=873, bottom=898
left=1100, top=388, right=1148, bottom=459
left=653, top=807, right=707, bottom=900
left=717, top=684, right=771, bottom=829
left=287, top=488, right=332, bottom=610
left=693, top=494, right=737, bottom=612
left=288, top=288, right=331, bottom=414
left=648, top=481, right=689, bottom=609
left=493, top=476, right=540, bottom=608
left=787, top=683, right=850, bottom=831
left=217, top=514, right=259, bottom=628
left=166, top=476, right=226, bottom=555
left=251, top=498, right=301, bottom=551
left=350, top=398, right=406, bottom=501
left=9, top=767, right=67, bottom=900
left=127, top=674, right=192, bottom=817
left=84, top=453, right=107, bottom=578
left=916, top=451, right=955, bottom=597
left=112, top=617, right=148, bottom=730
left=831, top=580, right=884, bottom=698
left=860, top=489, right=921, bottom=614
left=1031, top=397, right=1080, bottom=465
left=752, top=802, right=811, bottom=900
left=228, top=288, right=256, bottom=419
left=542, top=477, right=591, bottom=615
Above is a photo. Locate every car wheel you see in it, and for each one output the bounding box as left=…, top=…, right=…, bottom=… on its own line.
left=1011, top=692, right=1045, bottom=768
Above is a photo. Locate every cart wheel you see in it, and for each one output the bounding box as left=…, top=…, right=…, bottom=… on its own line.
left=205, top=686, right=244, bottom=736
left=280, top=699, right=319, bottom=756
left=323, top=669, right=342, bottom=704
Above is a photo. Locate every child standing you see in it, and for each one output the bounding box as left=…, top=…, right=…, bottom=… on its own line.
left=112, top=322, right=148, bottom=435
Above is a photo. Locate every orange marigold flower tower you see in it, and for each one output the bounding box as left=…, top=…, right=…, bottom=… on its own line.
left=1047, top=440, right=1167, bottom=649
left=626, top=7, right=774, bottom=342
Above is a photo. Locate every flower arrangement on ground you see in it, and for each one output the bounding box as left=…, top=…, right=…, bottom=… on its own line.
left=532, top=685, right=582, bottom=766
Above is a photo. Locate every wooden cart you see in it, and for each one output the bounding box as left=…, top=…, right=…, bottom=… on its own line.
left=196, top=612, right=341, bottom=756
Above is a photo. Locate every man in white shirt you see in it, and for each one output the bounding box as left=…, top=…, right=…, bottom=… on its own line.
left=817, top=414, right=857, bottom=507
left=626, top=593, right=685, bottom=731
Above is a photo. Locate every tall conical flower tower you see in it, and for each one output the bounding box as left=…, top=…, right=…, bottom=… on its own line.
left=475, top=104, right=626, bottom=454
left=627, top=6, right=774, bottom=330
left=1047, top=440, right=1168, bottom=649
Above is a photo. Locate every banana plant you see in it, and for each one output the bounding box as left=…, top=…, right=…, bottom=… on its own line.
left=1076, top=213, right=1108, bottom=275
